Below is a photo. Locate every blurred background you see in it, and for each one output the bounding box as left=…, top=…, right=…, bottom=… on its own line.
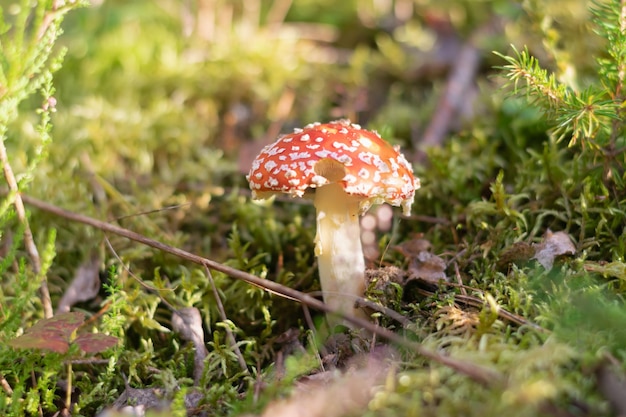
left=8, top=0, right=599, bottom=332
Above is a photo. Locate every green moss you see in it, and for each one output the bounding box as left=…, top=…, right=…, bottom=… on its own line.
left=3, top=0, right=626, bottom=415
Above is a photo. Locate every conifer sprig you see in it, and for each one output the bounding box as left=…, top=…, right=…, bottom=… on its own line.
left=496, top=0, right=626, bottom=160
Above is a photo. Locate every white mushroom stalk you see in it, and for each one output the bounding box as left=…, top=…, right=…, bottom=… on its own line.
left=247, top=120, right=418, bottom=329
left=313, top=182, right=369, bottom=321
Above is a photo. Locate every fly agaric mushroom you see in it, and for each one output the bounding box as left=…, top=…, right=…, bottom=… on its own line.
left=246, top=120, right=418, bottom=327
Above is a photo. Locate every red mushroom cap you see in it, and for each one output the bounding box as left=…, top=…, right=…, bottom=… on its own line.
left=246, top=119, right=419, bottom=215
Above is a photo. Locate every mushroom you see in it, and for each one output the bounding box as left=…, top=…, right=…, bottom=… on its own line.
left=246, top=120, right=419, bottom=327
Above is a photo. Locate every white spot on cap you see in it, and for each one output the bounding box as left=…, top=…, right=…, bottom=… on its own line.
left=336, top=154, right=352, bottom=164
left=311, top=175, right=328, bottom=187
left=358, top=151, right=374, bottom=165
left=289, top=151, right=311, bottom=160
left=343, top=174, right=357, bottom=183
left=359, top=136, right=373, bottom=148
left=315, top=149, right=335, bottom=159
left=264, top=178, right=279, bottom=187
left=333, top=141, right=357, bottom=152
left=266, top=146, right=286, bottom=156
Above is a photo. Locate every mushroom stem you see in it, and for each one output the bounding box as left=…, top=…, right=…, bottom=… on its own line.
left=313, top=183, right=370, bottom=326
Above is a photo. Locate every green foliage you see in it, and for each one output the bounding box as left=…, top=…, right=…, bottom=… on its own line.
left=496, top=0, right=626, bottom=165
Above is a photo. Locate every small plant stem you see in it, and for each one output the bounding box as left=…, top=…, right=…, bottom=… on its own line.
left=0, top=139, right=52, bottom=318
left=65, top=362, right=72, bottom=413
left=204, top=265, right=249, bottom=376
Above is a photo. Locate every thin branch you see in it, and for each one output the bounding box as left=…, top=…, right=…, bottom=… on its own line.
left=414, top=285, right=548, bottom=333
left=419, top=41, right=480, bottom=150
left=20, top=193, right=503, bottom=386
left=418, top=17, right=503, bottom=157
left=0, top=142, right=52, bottom=318
left=307, top=289, right=413, bottom=327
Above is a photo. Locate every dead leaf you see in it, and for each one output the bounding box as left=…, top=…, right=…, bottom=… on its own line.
left=9, top=312, right=117, bottom=354
left=8, top=330, right=73, bottom=353
left=533, top=230, right=576, bottom=270
left=394, top=238, right=432, bottom=257
left=9, top=312, right=85, bottom=353
left=408, top=251, right=448, bottom=283
left=172, top=307, right=207, bottom=385
left=260, top=348, right=394, bottom=417
left=58, top=253, right=101, bottom=313
left=395, top=238, right=448, bottom=283
left=97, top=387, right=203, bottom=417
left=74, top=333, right=118, bottom=353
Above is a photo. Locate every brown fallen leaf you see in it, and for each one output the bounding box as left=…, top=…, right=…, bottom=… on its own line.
left=533, top=230, right=576, bottom=270
left=9, top=312, right=86, bottom=353
left=97, top=387, right=203, bottom=417
left=9, top=312, right=117, bottom=354
left=408, top=251, right=448, bottom=283
left=260, top=347, right=395, bottom=417
left=57, top=253, right=101, bottom=313
left=172, top=307, right=207, bottom=385
left=395, top=238, right=448, bottom=284
left=73, top=332, right=118, bottom=353
left=394, top=237, right=432, bottom=257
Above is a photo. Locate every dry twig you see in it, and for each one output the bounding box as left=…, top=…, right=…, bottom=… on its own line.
left=417, top=17, right=503, bottom=159
left=20, top=193, right=503, bottom=387
left=0, top=142, right=52, bottom=318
